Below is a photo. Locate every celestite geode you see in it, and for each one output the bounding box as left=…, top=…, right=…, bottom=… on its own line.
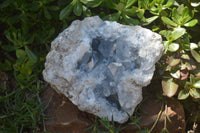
left=43, top=16, right=163, bottom=123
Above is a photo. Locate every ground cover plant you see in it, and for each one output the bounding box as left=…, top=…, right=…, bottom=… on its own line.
left=0, top=0, right=200, bottom=132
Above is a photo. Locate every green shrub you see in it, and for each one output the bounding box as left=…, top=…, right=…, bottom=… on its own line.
left=0, top=0, right=200, bottom=132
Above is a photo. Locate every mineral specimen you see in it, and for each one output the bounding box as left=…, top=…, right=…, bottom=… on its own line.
left=43, top=16, right=163, bottom=123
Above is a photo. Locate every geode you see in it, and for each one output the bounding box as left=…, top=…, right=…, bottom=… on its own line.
left=43, top=16, right=163, bottom=123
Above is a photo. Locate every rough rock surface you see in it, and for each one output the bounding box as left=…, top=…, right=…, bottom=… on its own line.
left=43, top=16, right=163, bottom=123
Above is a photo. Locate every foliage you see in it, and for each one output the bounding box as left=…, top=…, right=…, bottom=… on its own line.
left=1, top=0, right=200, bottom=132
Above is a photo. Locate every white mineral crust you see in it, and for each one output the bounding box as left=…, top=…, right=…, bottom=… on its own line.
left=43, top=16, right=163, bottom=123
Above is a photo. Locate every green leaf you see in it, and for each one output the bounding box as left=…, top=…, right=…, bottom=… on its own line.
left=164, top=0, right=175, bottom=8
left=168, top=43, right=179, bottom=52
left=16, top=49, right=26, bottom=59
left=184, top=19, right=198, bottom=27
left=136, top=9, right=145, bottom=19
left=191, top=50, right=200, bottom=63
left=1, top=45, right=17, bottom=52
left=162, top=78, right=179, bottom=97
left=142, top=16, right=158, bottom=26
left=190, top=74, right=195, bottom=85
left=124, top=6, right=138, bottom=17
left=25, top=46, right=37, bottom=63
left=184, top=82, right=191, bottom=90
left=171, top=28, right=186, bottom=40
left=81, top=0, right=102, bottom=8
left=181, top=53, right=190, bottom=60
left=161, top=17, right=177, bottom=27
left=73, top=0, right=82, bottom=16
left=156, top=0, right=164, bottom=4
left=190, top=43, right=198, bottom=50
left=189, top=88, right=200, bottom=98
left=123, top=15, right=140, bottom=25
left=59, top=3, right=73, bottom=20
left=125, top=0, right=137, bottom=8
left=170, top=70, right=180, bottom=79
left=44, top=7, right=52, bottom=20
left=104, top=12, right=120, bottom=21
left=104, top=0, right=118, bottom=10
left=172, top=8, right=181, bottom=24
left=181, top=6, right=193, bottom=24
left=82, top=5, right=91, bottom=17
left=178, top=89, right=189, bottom=100
left=193, top=80, right=200, bottom=88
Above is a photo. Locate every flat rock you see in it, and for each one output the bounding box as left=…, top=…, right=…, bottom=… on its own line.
left=43, top=16, right=163, bottom=123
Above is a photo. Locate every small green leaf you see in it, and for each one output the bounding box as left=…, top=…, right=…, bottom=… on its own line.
left=181, top=62, right=192, bottom=70
left=73, top=0, right=82, bottom=16
left=171, top=28, right=186, bottom=40
left=44, top=7, right=52, bottom=20
left=125, top=0, right=137, bottom=8
left=104, top=0, right=118, bottom=10
left=189, top=88, right=200, bottom=98
left=178, top=89, right=189, bottom=100
left=1, top=45, right=17, bottom=52
left=181, top=6, right=193, bottom=24
left=168, top=43, right=179, bottom=52
left=82, top=5, right=91, bottom=17
left=142, top=16, right=158, bottom=26
left=172, top=8, right=181, bottom=24
left=59, top=3, right=73, bottom=20
left=136, top=9, right=145, bottom=19
left=123, top=15, right=140, bottom=25
left=184, top=19, right=198, bottom=27
left=190, top=43, right=198, bottom=50
left=104, top=12, right=120, bottom=21
left=170, top=70, right=180, bottom=79
left=181, top=53, right=190, bottom=60
left=193, top=80, right=200, bottom=88
left=25, top=46, right=37, bottom=62
left=81, top=0, right=102, bottom=8
left=191, top=50, right=200, bottom=63
left=164, top=0, right=175, bottom=8
left=162, top=78, right=179, bottom=97
left=163, top=41, right=169, bottom=53
left=161, top=17, right=177, bottom=27
left=190, top=74, right=195, bottom=84
left=124, top=6, right=138, bottom=17
left=16, top=49, right=26, bottom=59
left=184, top=82, right=191, bottom=90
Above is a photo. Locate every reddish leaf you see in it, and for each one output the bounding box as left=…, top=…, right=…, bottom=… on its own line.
left=168, top=55, right=181, bottom=66
left=180, top=70, right=189, bottom=80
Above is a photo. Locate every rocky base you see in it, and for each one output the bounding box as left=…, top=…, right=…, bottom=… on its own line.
left=41, top=80, right=185, bottom=133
